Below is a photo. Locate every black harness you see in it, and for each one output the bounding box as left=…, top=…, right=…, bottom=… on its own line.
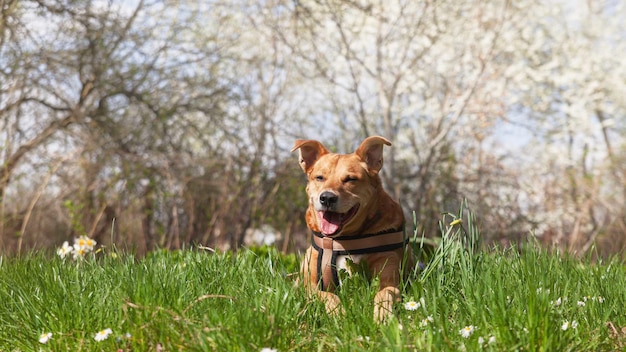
left=311, top=227, right=407, bottom=291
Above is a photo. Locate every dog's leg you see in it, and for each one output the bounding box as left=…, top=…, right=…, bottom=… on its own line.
left=300, top=247, right=344, bottom=316
left=371, top=253, right=402, bottom=322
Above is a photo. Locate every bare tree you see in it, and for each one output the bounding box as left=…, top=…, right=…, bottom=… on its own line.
left=2, top=0, right=626, bottom=257
left=0, top=0, right=233, bottom=252
left=255, top=0, right=526, bottom=238
left=501, top=0, right=626, bottom=254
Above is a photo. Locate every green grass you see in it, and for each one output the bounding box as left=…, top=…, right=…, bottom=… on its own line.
left=1, top=212, right=625, bottom=351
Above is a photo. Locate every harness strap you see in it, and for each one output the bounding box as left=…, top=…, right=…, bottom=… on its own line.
left=319, top=237, right=337, bottom=292
left=311, top=227, right=406, bottom=291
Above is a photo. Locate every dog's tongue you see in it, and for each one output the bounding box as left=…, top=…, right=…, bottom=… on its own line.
left=318, top=211, right=342, bottom=235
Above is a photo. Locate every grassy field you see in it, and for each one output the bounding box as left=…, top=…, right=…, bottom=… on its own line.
left=1, top=213, right=624, bottom=351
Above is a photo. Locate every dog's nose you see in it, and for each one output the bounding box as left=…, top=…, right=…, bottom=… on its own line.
left=319, top=191, right=338, bottom=207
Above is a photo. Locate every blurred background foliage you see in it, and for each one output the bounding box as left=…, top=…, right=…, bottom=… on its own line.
left=1, top=0, right=625, bottom=257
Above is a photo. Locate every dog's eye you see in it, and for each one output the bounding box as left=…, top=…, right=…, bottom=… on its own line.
left=343, top=176, right=358, bottom=183
left=315, top=175, right=325, bottom=182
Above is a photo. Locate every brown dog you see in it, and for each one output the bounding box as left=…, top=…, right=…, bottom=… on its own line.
left=291, top=136, right=407, bottom=321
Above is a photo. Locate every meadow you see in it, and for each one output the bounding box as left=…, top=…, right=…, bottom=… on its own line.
left=1, top=211, right=624, bottom=351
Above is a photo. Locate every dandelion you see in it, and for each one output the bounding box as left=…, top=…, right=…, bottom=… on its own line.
left=57, top=241, right=73, bottom=259
left=459, top=325, right=475, bottom=338
left=404, top=300, right=420, bottom=311
left=39, top=332, right=52, bottom=344
left=94, top=328, right=113, bottom=341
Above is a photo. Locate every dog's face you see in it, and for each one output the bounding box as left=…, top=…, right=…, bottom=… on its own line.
left=304, top=152, right=375, bottom=236
left=291, top=136, right=391, bottom=237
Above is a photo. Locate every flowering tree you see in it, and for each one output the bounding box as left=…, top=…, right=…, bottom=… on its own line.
left=248, top=0, right=626, bottom=251
left=0, top=0, right=234, bottom=251
left=249, top=0, right=536, bottom=237
left=499, top=1, right=626, bottom=253
left=1, top=0, right=625, bottom=255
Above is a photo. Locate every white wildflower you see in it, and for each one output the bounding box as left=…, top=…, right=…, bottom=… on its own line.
left=420, top=315, right=434, bottom=327
left=94, top=328, right=113, bottom=341
left=57, top=235, right=98, bottom=260
left=57, top=241, right=73, bottom=259
left=459, top=325, right=475, bottom=338
left=39, top=332, right=52, bottom=344
left=404, top=301, right=420, bottom=311
left=561, top=320, right=578, bottom=331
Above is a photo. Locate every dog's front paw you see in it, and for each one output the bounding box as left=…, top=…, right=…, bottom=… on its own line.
left=374, top=287, right=401, bottom=323
left=323, top=293, right=344, bottom=316
left=374, top=301, right=393, bottom=322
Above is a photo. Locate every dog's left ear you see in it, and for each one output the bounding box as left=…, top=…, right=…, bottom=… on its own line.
left=355, top=136, right=392, bottom=173
left=291, top=139, right=329, bottom=173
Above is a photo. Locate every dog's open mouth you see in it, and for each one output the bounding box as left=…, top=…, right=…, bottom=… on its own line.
left=317, top=204, right=359, bottom=236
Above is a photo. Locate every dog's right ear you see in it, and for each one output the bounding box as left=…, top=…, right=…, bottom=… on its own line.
left=291, top=140, right=329, bottom=173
